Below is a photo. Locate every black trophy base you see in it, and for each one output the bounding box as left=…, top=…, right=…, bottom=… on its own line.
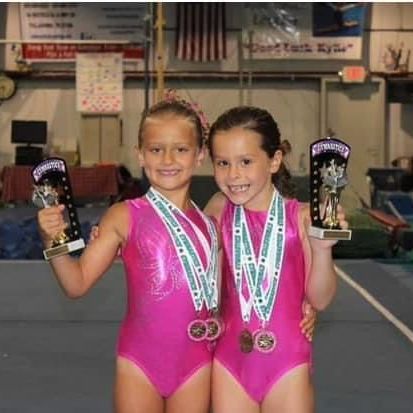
left=309, top=226, right=352, bottom=241
left=43, top=239, right=85, bottom=260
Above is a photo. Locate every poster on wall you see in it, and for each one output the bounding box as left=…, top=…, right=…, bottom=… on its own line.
left=380, top=41, right=411, bottom=74
left=76, top=53, right=123, bottom=114
left=242, top=3, right=366, bottom=60
left=19, top=3, right=146, bottom=61
left=369, top=4, right=412, bottom=74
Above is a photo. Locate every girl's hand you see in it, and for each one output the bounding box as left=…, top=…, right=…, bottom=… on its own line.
left=37, top=204, right=68, bottom=248
left=300, top=301, right=317, bottom=342
left=309, top=204, right=349, bottom=249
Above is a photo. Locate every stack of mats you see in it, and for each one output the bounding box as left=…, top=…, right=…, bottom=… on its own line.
left=0, top=217, right=92, bottom=259
left=333, top=208, right=390, bottom=259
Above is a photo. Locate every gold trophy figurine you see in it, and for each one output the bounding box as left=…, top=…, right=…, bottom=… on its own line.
left=319, top=159, right=348, bottom=230
left=32, top=182, right=71, bottom=251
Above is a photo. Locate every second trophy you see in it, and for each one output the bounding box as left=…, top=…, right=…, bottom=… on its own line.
left=32, top=158, right=85, bottom=260
left=308, top=136, right=352, bottom=241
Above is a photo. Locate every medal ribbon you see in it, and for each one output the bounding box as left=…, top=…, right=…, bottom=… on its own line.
left=233, top=190, right=286, bottom=323
left=147, top=188, right=219, bottom=312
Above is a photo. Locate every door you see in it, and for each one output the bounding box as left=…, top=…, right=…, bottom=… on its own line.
left=320, top=77, right=386, bottom=210
left=80, top=115, right=121, bottom=165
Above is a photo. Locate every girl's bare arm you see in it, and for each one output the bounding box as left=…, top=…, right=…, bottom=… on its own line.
left=38, top=202, right=128, bottom=298
left=299, top=203, right=347, bottom=310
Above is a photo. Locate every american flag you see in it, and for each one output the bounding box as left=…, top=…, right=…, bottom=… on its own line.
left=175, top=3, right=227, bottom=62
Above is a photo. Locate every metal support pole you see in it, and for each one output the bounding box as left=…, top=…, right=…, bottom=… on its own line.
left=143, top=3, right=153, bottom=113
left=155, top=2, right=165, bottom=103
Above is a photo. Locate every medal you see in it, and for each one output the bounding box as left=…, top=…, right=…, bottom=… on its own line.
left=205, top=317, right=222, bottom=341
left=187, top=319, right=207, bottom=341
left=233, top=190, right=286, bottom=354
left=239, top=329, right=254, bottom=353
left=146, top=188, right=219, bottom=344
left=254, top=329, right=276, bottom=353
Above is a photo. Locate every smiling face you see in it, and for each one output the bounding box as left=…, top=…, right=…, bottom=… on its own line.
left=137, top=114, right=205, bottom=201
left=211, top=126, right=282, bottom=211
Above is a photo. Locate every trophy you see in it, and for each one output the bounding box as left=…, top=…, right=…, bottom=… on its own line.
left=308, top=137, right=352, bottom=241
left=32, top=158, right=85, bottom=260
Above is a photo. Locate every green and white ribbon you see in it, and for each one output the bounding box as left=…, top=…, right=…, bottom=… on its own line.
left=232, top=190, right=286, bottom=323
left=147, top=187, right=219, bottom=312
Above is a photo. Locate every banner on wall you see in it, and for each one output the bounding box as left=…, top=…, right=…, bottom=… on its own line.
left=242, top=3, right=366, bottom=60
left=76, top=53, right=123, bottom=114
left=19, top=3, right=146, bottom=61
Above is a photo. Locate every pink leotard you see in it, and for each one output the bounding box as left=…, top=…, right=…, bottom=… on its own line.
left=117, top=196, right=212, bottom=397
left=214, top=197, right=312, bottom=403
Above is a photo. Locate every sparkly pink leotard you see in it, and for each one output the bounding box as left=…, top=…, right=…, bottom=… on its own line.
left=214, top=198, right=312, bottom=403
left=117, top=196, right=212, bottom=397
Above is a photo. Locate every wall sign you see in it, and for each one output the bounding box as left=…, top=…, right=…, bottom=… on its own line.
left=20, top=3, right=146, bottom=61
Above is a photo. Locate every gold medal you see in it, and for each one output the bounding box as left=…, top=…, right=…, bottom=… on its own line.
left=239, top=329, right=254, bottom=353
left=187, top=319, right=207, bottom=341
left=254, top=329, right=276, bottom=353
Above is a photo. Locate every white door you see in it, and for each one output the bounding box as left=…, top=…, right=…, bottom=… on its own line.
left=320, top=77, right=386, bottom=210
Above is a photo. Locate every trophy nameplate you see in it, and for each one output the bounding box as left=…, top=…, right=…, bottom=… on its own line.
left=32, top=158, right=85, bottom=260
left=309, top=137, right=352, bottom=241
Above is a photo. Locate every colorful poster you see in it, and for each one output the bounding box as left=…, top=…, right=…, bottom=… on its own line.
left=19, top=3, right=146, bottom=61
left=76, top=53, right=123, bottom=114
left=242, top=3, right=366, bottom=60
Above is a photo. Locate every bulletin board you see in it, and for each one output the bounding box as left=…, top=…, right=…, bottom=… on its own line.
left=76, top=53, right=123, bottom=114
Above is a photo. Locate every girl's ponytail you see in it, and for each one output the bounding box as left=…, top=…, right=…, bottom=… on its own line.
left=272, top=139, right=295, bottom=198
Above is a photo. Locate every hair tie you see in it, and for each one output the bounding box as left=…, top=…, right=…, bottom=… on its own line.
left=163, top=89, right=210, bottom=141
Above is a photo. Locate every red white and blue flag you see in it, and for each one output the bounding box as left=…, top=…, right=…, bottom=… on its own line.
left=175, top=3, right=227, bottom=62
